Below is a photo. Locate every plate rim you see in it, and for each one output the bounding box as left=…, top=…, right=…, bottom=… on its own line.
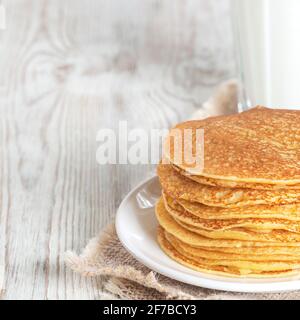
left=116, top=175, right=300, bottom=293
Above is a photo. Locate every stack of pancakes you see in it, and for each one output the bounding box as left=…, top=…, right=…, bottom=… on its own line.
left=156, top=107, right=300, bottom=277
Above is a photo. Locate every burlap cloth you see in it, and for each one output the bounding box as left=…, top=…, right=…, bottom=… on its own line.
left=65, top=81, right=300, bottom=300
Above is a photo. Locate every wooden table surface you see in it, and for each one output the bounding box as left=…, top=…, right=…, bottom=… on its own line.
left=0, top=0, right=233, bottom=299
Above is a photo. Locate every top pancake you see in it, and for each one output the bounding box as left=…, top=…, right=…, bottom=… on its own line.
left=164, top=107, right=300, bottom=185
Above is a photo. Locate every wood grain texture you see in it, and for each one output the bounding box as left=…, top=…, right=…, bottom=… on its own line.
left=0, top=0, right=234, bottom=299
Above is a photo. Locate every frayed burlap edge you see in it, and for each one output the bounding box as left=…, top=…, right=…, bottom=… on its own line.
left=65, top=224, right=197, bottom=299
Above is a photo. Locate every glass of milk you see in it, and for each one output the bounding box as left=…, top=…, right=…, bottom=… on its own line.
left=232, top=0, right=300, bottom=111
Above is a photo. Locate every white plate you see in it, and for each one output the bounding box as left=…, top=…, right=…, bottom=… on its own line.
left=116, top=176, right=300, bottom=293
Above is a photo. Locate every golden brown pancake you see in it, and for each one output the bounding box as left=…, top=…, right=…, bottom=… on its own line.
left=163, top=194, right=300, bottom=233
left=182, top=242, right=300, bottom=256
left=158, top=163, right=300, bottom=207
left=166, top=234, right=300, bottom=272
left=176, top=218, right=300, bottom=243
left=171, top=193, right=300, bottom=221
left=164, top=107, right=300, bottom=185
left=155, top=198, right=300, bottom=248
left=172, top=164, right=300, bottom=190
left=165, top=231, right=300, bottom=261
left=157, top=107, right=300, bottom=277
left=158, top=227, right=300, bottom=277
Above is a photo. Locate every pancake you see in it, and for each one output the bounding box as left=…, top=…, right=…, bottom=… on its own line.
left=158, top=227, right=300, bottom=277
left=184, top=243, right=300, bottom=256
left=176, top=218, right=300, bottom=242
left=165, top=231, right=300, bottom=260
left=163, top=194, right=300, bottom=233
left=165, top=232, right=300, bottom=272
left=155, top=198, right=300, bottom=248
left=172, top=164, right=300, bottom=190
left=158, top=163, right=300, bottom=207
left=164, top=106, right=300, bottom=185
left=171, top=194, right=300, bottom=221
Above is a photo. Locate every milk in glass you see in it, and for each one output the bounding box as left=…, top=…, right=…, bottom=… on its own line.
left=232, top=0, right=300, bottom=110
